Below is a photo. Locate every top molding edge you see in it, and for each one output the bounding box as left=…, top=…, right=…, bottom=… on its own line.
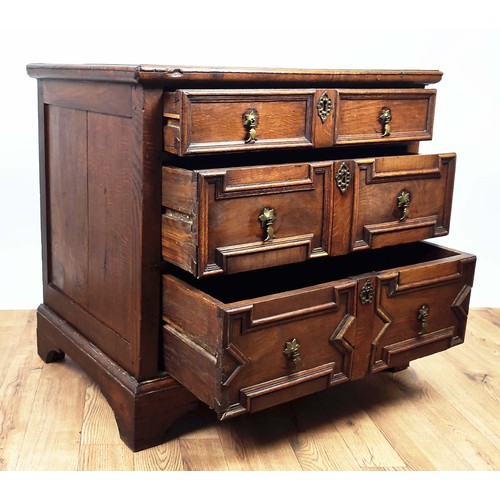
left=26, top=64, right=443, bottom=87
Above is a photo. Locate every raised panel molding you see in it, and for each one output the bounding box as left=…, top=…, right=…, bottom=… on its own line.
left=352, top=154, right=455, bottom=251
left=370, top=264, right=467, bottom=373
left=198, top=163, right=333, bottom=276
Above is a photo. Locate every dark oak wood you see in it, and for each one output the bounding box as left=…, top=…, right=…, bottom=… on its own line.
left=164, top=89, right=321, bottom=155
left=333, top=89, right=436, bottom=144
left=37, top=79, right=163, bottom=379
left=162, top=161, right=333, bottom=276
left=162, top=242, right=475, bottom=418
left=27, top=64, right=443, bottom=87
left=350, top=153, right=455, bottom=251
left=164, top=88, right=436, bottom=155
left=28, top=63, right=475, bottom=450
left=162, top=153, right=455, bottom=277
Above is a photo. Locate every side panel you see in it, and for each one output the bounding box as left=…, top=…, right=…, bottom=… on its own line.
left=46, top=106, right=89, bottom=308
left=40, top=80, right=161, bottom=378
left=86, top=112, right=140, bottom=341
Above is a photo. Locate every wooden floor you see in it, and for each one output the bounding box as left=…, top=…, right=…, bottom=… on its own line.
left=0, top=309, right=498, bottom=471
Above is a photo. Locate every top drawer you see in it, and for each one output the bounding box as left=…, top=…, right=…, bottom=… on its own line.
left=163, top=88, right=436, bottom=155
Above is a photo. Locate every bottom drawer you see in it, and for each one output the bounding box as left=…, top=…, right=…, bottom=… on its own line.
left=162, top=242, right=476, bottom=419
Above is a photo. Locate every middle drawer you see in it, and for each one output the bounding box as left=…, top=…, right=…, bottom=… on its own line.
left=162, top=153, right=455, bottom=278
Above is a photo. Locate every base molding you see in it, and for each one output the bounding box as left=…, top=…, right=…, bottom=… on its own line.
left=36, top=304, right=201, bottom=451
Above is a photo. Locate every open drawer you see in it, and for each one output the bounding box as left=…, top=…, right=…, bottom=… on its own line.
left=163, top=88, right=436, bottom=155
left=162, top=153, right=455, bottom=277
left=162, top=242, right=476, bottom=419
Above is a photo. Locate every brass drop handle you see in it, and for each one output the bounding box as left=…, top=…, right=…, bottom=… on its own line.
left=397, top=190, right=411, bottom=221
left=284, top=339, right=303, bottom=371
left=379, top=107, right=392, bottom=137
left=243, top=108, right=258, bottom=143
left=417, top=304, right=430, bottom=334
left=258, top=207, right=276, bottom=242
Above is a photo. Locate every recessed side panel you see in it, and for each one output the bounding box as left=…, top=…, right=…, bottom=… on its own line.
left=45, top=105, right=89, bottom=308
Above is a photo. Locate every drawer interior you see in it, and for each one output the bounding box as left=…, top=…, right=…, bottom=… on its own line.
left=162, top=143, right=412, bottom=170
left=168, top=241, right=458, bottom=303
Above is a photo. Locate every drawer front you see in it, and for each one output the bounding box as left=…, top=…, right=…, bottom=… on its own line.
left=163, top=89, right=334, bottom=155
left=164, top=88, right=436, bottom=154
left=162, top=153, right=454, bottom=277
left=346, top=153, right=455, bottom=252
left=163, top=275, right=357, bottom=419
left=162, top=243, right=476, bottom=419
left=333, top=89, right=436, bottom=144
left=162, top=162, right=333, bottom=277
left=368, top=253, right=476, bottom=373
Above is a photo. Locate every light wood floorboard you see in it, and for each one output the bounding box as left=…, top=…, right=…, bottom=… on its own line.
left=0, top=309, right=498, bottom=471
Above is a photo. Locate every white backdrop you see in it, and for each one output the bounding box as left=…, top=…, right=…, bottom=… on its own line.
left=1, top=0, right=499, bottom=309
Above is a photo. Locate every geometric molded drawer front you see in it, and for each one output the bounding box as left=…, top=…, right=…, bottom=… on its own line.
left=162, top=162, right=333, bottom=277
left=162, top=242, right=476, bottom=419
left=162, top=153, right=455, bottom=277
left=163, top=89, right=324, bottom=155
left=333, top=89, right=436, bottom=144
left=164, top=88, right=437, bottom=155
left=349, top=153, right=455, bottom=252
left=370, top=255, right=475, bottom=373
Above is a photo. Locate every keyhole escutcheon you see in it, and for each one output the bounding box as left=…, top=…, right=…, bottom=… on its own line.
left=316, top=92, right=333, bottom=123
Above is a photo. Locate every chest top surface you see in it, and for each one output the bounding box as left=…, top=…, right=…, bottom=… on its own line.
left=26, top=63, right=442, bottom=88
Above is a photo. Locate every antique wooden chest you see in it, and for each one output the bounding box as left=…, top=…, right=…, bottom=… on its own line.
left=27, top=64, right=476, bottom=450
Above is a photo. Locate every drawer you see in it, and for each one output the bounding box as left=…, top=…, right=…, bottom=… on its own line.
left=163, top=88, right=436, bottom=155
left=162, top=153, right=455, bottom=277
left=333, top=89, right=436, bottom=144
left=162, top=161, right=334, bottom=277
left=344, top=152, right=455, bottom=253
left=163, top=89, right=324, bottom=155
left=162, top=242, right=476, bottom=419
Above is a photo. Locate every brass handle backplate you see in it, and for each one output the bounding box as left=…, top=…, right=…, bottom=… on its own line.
left=258, top=207, right=276, bottom=242
left=243, top=108, right=259, bottom=143
left=397, top=190, right=411, bottom=221
left=417, top=304, right=430, bottom=334
left=379, top=107, right=392, bottom=137
left=284, top=338, right=303, bottom=371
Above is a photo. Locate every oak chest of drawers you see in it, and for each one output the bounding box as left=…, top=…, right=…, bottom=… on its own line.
left=27, top=64, right=476, bottom=451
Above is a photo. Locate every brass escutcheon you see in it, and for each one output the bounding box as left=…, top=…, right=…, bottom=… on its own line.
left=379, top=107, right=392, bottom=137
left=359, top=280, right=374, bottom=305
left=243, top=108, right=259, bottom=143
left=417, top=304, right=430, bottom=334
left=397, top=189, right=411, bottom=221
left=335, top=162, right=351, bottom=194
left=284, top=339, right=303, bottom=371
left=258, top=207, right=276, bottom=242
left=317, top=92, right=333, bottom=123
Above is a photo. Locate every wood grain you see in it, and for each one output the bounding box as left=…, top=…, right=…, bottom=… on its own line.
left=27, top=64, right=443, bottom=87
left=87, top=111, right=139, bottom=344
left=333, top=89, right=436, bottom=144
left=46, top=105, right=88, bottom=308
left=164, top=89, right=316, bottom=155
left=1, top=309, right=498, bottom=470
left=162, top=153, right=454, bottom=277
left=162, top=242, right=474, bottom=417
